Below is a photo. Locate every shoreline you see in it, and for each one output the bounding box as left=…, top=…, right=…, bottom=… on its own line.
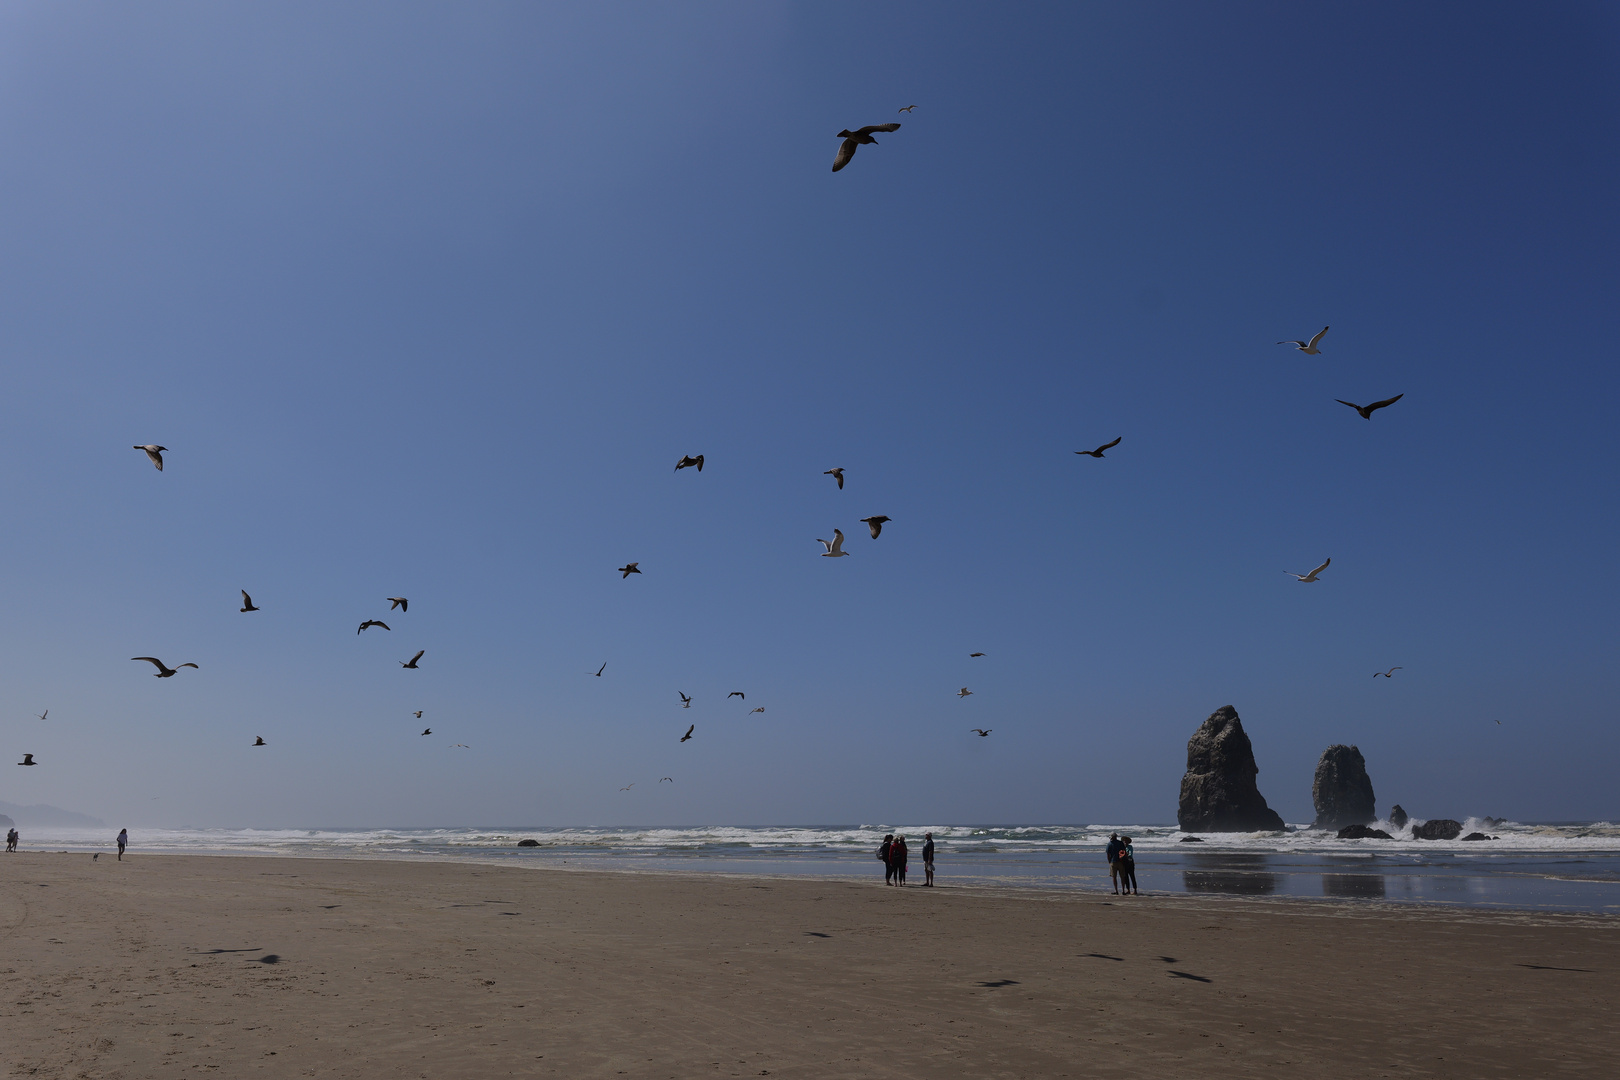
left=5, top=852, right=1619, bottom=1077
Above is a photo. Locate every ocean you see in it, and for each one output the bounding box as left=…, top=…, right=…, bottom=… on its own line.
left=12, top=818, right=1620, bottom=914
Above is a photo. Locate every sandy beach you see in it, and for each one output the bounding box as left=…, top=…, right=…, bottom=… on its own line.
left=2, top=853, right=1617, bottom=1078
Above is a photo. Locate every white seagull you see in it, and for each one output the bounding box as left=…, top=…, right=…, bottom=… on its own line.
left=133, top=445, right=167, bottom=471
left=1285, top=558, right=1331, bottom=583
left=1278, top=326, right=1328, bottom=355
left=817, top=529, right=849, bottom=557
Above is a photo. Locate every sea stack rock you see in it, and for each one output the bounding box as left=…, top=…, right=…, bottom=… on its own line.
left=1412, top=818, right=1463, bottom=841
left=1389, top=804, right=1408, bottom=829
left=1311, top=745, right=1377, bottom=830
left=1177, top=706, right=1286, bottom=832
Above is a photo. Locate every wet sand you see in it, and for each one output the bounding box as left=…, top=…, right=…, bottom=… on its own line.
left=2, top=852, right=1617, bottom=1078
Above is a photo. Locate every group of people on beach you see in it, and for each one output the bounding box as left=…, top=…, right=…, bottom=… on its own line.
left=2, top=828, right=127, bottom=859
left=876, top=832, right=934, bottom=886
left=1106, top=833, right=1138, bottom=894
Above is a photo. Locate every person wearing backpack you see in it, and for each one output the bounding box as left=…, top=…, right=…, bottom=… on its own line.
left=878, top=834, right=895, bottom=885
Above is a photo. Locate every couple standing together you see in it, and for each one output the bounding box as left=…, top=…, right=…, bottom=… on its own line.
left=1106, top=832, right=1138, bottom=895
left=877, top=832, right=934, bottom=886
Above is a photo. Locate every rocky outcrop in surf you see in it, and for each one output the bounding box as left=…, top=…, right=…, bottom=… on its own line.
left=1412, top=818, right=1463, bottom=840
left=1311, top=745, right=1377, bottom=830
left=1388, top=804, right=1409, bottom=829
left=1177, top=706, right=1286, bottom=832
left=1337, top=824, right=1394, bottom=839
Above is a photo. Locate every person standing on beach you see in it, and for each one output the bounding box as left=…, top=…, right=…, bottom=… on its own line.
left=1118, top=836, right=1138, bottom=895
left=891, top=834, right=909, bottom=886
left=1105, top=833, right=1124, bottom=894
left=878, top=834, right=895, bottom=885
left=116, top=828, right=127, bottom=861
left=922, top=832, right=935, bottom=887
left=6, top=828, right=16, bottom=852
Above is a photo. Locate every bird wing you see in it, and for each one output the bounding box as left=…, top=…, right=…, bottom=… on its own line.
left=596, top=663, right=607, bottom=676
left=375, top=621, right=390, bottom=631
left=177, top=663, right=199, bottom=669
left=131, top=657, right=167, bottom=671
left=856, top=123, right=902, bottom=136
left=1096, top=437, right=1122, bottom=453
left=1308, top=558, right=1331, bottom=578
left=1278, top=341, right=1307, bottom=347
left=683, top=725, right=694, bottom=737
left=241, top=591, right=253, bottom=605
left=409, top=650, right=424, bottom=663
left=1335, top=399, right=1362, bottom=412
left=1308, top=326, right=1329, bottom=348
left=832, top=137, right=858, bottom=171
left=1367, top=393, right=1404, bottom=412
left=831, top=529, right=845, bottom=553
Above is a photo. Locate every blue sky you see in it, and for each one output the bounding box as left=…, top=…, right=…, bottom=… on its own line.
left=1, top=2, right=1615, bottom=828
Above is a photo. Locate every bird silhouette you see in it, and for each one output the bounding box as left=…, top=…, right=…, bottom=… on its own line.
left=1336, top=394, right=1404, bottom=419
left=132, top=657, right=199, bottom=678
left=388, top=597, right=409, bottom=613
left=253, top=736, right=265, bottom=746
left=860, top=515, right=890, bottom=539
left=729, top=692, right=745, bottom=700
left=133, top=444, right=167, bottom=471
left=679, top=691, right=692, bottom=708
left=958, top=687, right=974, bottom=698
left=1075, top=437, right=1122, bottom=458
left=34, top=710, right=47, bottom=721
left=18, top=753, right=35, bottom=766
left=970, top=729, right=992, bottom=737
left=660, top=777, right=673, bottom=783
left=449, top=744, right=470, bottom=749
left=749, top=707, right=764, bottom=715
left=358, top=620, right=391, bottom=634
left=620, top=783, right=635, bottom=791
left=832, top=123, right=901, bottom=171
left=421, top=728, right=432, bottom=736
left=591, top=662, right=607, bottom=677
left=414, top=711, right=424, bottom=718
left=680, top=724, right=695, bottom=742
left=618, top=563, right=642, bottom=578
left=675, top=454, right=704, bottom=472
left=400, top=650, right=424, bottom=669
left=1374, top=667, right=1403, bottom=678
left=899, top=105, right=917, bottom=113
left=818, top=529, right=849, bottom=557
left=1285, top=558, right=1331, bottom=583
left=824, top=467, right=844, bottom=490
left=1278, top=326, right=1329, bottom=355
left=239, top=590, right=260, bottom=613
left=970, top=652, right=986, bottom=657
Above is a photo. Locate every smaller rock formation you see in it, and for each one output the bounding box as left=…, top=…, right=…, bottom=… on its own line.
left=1178, top=836, right=1205, bottom=843
left=1460, top=832, right=1498, bottom=842
left=1311, top=745, right=1377, bottom=830
left=516, top=838, right=540, bottom=847
left=1388, top=805, right=1408, bottom=829
left=1412, top=818, right=1463, bottom=840
left=1177, top=706, right=1287, bottom=832
left=1337, top=824, right=1395, bottom=840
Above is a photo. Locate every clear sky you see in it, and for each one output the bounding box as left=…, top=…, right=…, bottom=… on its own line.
left=1, top=2, right=1616, bottom=829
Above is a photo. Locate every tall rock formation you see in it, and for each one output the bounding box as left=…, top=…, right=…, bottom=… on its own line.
left=1311, top=745, right=1377, bottom=830
left=1177, top=706, right=1287, bottom=832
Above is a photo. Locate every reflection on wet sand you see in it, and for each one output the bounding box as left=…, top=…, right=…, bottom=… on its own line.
left=1182, top=853, right=1279, bottom=895
left=1322, top=873, right=1387, bottom=899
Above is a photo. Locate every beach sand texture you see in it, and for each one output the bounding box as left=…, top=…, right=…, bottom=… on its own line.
left=2, top=854, right=1617, bottom=1078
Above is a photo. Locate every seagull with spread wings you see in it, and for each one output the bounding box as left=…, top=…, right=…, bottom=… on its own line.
left=1336, top=394, right=1404, bottom=419
left=860, top=515, right=890, bottom=539
left=749, top=707, right=764, bottom=715
left=680, top=724, right=695, bottom=743
left=1278, top=326, right=1329, bottom=355
left=618, top=563, right=642, bottom=578
left=675, top=454, right=704, bottom=472
left=253, top=736, right=265, bottom=746
left=34, top=710, right=47, bottom=721
left=679, top=691, right=692, bottom=708
left=400, top=650, right=424, bottom=669
left=818, top=530, right=849, bottom=557
left=824, top=467, right=845, bottom=490
left=728, top=692, right=745, bottom=701
left=133, top=444, right=167, bottom=471
left=1374, top=667, right=1403, bottom=678
left=1285, top=558, right=1331, bottom=583
left=239, top=590, right=260, bottom=613
left=358, top=620, right=390, bottom=634
left=1075, top=437, right=1122, bottom=458
left=132, top=657, right=198, bottom=678
left=590, top=662, right=607, bottom=677
left=832, top=123, right=901, bottom=172
left=970, top=729, right=992, bottom=737
left=18, top=753, right=36, bottom=766
left=388, top=597, right=409, bottom=612
left=957, top=687, right=974, bottom=698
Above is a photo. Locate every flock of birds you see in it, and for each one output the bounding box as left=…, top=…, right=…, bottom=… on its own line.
left=12, top=110, right=1416, bottom=780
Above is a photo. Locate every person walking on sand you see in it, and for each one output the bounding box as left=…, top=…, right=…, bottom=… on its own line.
left=891, top=834, right=909, bottom=886
left=922, top=832, right=935, bottom=887
left=878, top=834, right=895, bottom=885
left=1118, top=835, right=1139, bottom=895
left=1105, top=832, right=1124, bottom=894
left=5, top=828, right=16, bottom=852
left=116, top=828, right=127, bottom=861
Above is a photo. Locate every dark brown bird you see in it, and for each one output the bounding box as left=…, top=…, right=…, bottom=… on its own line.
left=18, top=753, right=37, bottom=765
left=1374, top=667, right=1403, bottom=678
left=253, top=736, right=265, bottom=746
left=824, top=467, right=844, bottom=489
left=1336, top=394, right=1404, bottom=419
left=132, top=657, right=198, bottom=678
left=970, top=652, right=985, bottom=657
left=388, top=597, right=409, bottom=612
left=860, top=515, right=890, bottom=539
left=675, top=454, right=704, bottom=472
left=618, top=563, right=642, bottom=578
left=1075, top=437, right=1122, bottom=458
left=832, top=123, right=901, bottom=172
left=970, top=729, right=992, bottom=737
left=729, top=692, right=745, bottom=700
left=420, top=728, right=432, bottom=736
left=358, top=620, right=390, bottom=634
left=590, top=662, right=607, bottom=677
left=400, top=650, right=424, bottom=669
left=680, top=724, right=694, bottom=743
left=239, top=590, right=260, bottom=612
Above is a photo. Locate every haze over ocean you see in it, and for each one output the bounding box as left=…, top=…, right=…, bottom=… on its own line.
left=0, top=3, right=1615, bottom=830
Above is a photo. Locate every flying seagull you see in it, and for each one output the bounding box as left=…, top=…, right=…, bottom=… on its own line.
left=1336, top=394, right=1404, bottom=419
left=899, top=105, right=917, bottom=113
left=860, top=515, right=890, bottom=539
left=817, top=529, right=849, bottom=557
left=17, top=753, right=35, bottom=766
left=239, top=590, right=260, bottom=613
left=449, top=744, right=470, bottom=749
left=414, top=711, right=424, bottom=718
left=400, top=650, right=424, bottom=669
left=388, top=597, right=409, bottom=613
left=421, top=728, right=431, bottom=736
left=253, top=736, right=265, bottom=746
left=970, top=652, right=985, bottom=658
left=620, top=783, right=635, bottom=791
left=678, top=691, right=692, bottom=708
left=34, top=710, right=47, bottom=721
left=1285, top=558, right=1331, bottom=583
left=1074, top=437, right=1122, bottom=458
left=970, top=729, right=992, bottom=737
left=1374, top=667, right=1403, bottom=678
left=749, top=707, right=764, bottom=715
left=133, top=444, right=167, bottom=471
left=132, top=657, right=199, bottom=678
left=680, top=724, right=694, bottom=743
left=590, top=662, right=607, bottom=677
left=1278, top=326, right=1329, bottom=355
left=358, top=620, right=390, bottom=634
left=957, top=687, right=973, bottom=698
left=675, top=454, right=704, bottom=472
left=728, top=692, right=745, bottom=700
left=832, top=123, right=901, bottom=172
left=618, top=563, right=642, bottom=578
left=824, top=467, right=845, bottom=490
left=660, top=777, right=673, bottom=783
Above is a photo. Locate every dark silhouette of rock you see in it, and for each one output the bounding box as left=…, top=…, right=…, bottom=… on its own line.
left=1460, top=832, right=1498, bottom=842
left=1388, top=805, right=1409, bottom=829
left=516, top=838, right=540, bottom=847
left=1177, top=706, right=1286, bottom=832
left=1312, top=745, right=1377, bottom=830
left=1412, top=818, right=1463, bottom=840
left=1178, top=836, right=1205, bottom=843
left=1336, top=824, right=1395, bottom=840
